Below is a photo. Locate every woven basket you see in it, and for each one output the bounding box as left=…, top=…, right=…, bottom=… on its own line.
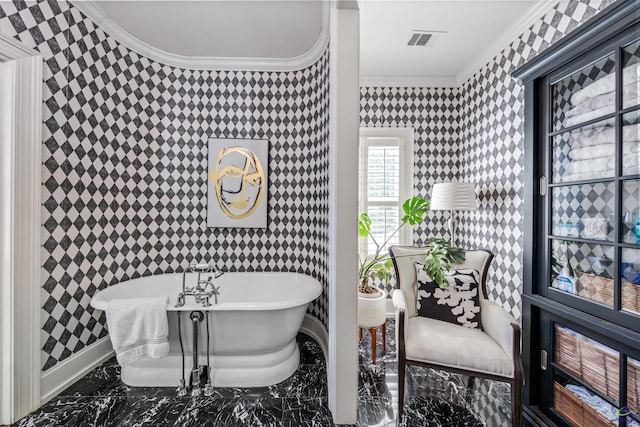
left=580, top=339, right=620, bottom=402
left=554, top=382, right=616, bottom=427
left=555, top=326, right=620, bottom=402
left=555, top=327, right=582, bottom=378
left=622, top=281, right=640, bottom=314
left=629, top=358, right=640, bottom=413
left=577, top=272, right=614, bottom=306
left=576, top=272, right=640, bottom=313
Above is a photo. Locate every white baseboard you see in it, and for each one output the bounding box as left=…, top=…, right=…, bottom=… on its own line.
left=40, top=337, right=114, bottom=404
left=300, top=314, right=329, bottom=363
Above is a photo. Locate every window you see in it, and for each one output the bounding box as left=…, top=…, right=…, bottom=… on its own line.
left=359, top=128, right=414, bottom=256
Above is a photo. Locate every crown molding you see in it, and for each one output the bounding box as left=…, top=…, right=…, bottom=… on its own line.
left=0, top=31, right=39, bottom=60
left=456, top=0, right=559, bottom=85
left=360, top=75, right=458, bottom=88
left=69, top=0, right=329, bottom=72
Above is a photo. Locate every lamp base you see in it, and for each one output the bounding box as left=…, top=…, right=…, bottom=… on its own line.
left=448, top=211, right=456, bottom=246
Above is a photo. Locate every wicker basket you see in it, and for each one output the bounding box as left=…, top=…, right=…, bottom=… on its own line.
left=554, top=382, right=616, bottom=427
left=555, top=326, right=582, bottom=378
left=577, top=272, right=614, bottom=306
left=576, top=272, right=640, bottom=313
left=555, top=326, right=620, bottom=402
left=580, top=339, right=620, bottom=402
left=629, top=358, right=640, bottom=413
left=622, top=281, right=640, bottom=314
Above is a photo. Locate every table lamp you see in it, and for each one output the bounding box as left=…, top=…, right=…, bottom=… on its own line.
left=430, top=182, right=477, bottom=245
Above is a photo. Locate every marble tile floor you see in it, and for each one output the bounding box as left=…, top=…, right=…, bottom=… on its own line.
left=8, top=318, right=512, bottom=426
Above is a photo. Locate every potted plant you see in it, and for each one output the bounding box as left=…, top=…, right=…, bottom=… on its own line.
left=357, top=196, right=467, bottom=360
left=358, top=196, right=465, bottom=297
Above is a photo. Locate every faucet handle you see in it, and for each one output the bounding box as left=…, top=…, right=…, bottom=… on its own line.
left=203, top=382, right=213, bottom=397
left=191, top=386, right=201, bottom=397
left=176, top=379, right=187, bottom=396
left=175, top=293, right=185, bottom=308
left=188, top=263, right=216, bottom=273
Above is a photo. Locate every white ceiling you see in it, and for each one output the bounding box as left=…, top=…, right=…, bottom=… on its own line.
left=85, top=0, right=555, bottom=85
left=93, top=1, right=324, bottom=59
left=360, top=0, right=543, bottom=85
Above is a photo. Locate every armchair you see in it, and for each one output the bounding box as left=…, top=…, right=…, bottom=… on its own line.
left=389, top=246, right=524, bottom=427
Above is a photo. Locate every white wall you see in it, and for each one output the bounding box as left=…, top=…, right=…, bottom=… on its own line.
left=328, top=1, right=359, bottom=424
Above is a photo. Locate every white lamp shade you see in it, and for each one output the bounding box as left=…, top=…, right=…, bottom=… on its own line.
left=430, top=182, right=477, bottom=211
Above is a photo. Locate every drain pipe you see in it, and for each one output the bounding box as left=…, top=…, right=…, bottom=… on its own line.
left=176, top=312, right=187, bottom=396
left=190, top=311, right=204, bottom=396
left=203, top=313, right=213, bottom=396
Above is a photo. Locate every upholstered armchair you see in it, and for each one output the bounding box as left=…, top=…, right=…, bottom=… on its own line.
left=389, top=246, right=524, bottom=427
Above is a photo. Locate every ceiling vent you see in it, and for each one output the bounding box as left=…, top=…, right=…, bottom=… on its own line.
left=407, top=31, right=445, bottom=47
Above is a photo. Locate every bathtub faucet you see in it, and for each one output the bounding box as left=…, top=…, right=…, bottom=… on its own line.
left=175, top=264, right=223, bottom=308
left=188, top=263, right=221, bottom=274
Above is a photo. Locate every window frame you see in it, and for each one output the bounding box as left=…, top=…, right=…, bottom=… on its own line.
left=359, top=127, right=414, bottom=257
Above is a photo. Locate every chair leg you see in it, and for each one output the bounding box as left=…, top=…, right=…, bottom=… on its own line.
left=511, top=377, right=523, bottom=427
left=359, top=327, right=363, bottom=342
left=370, top=327, right=377, bottom=364
left=382, top=322, right=386, bottom=353
left=398, top=356, right=406, bottom=417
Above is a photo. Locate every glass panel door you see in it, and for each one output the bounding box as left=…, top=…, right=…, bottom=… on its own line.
left=552, top=53, right=616, bottom=133
left=546, top=37, right=640, bottom=325
left=622, top=40, right=640, bottom=110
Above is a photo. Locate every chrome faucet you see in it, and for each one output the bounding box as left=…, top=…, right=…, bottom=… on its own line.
left=175, top=264, right=223, bottom=308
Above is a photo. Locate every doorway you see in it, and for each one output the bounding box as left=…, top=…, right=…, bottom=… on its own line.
left=0, top=32, right=43, bottom=425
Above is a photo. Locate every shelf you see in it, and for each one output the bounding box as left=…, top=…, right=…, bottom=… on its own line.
left=547, top=104, right=640, bottom=137
left=552, top=381, right=619, bottom=427
left=523, top=294, right=640, bottom=348
left=552, top=363, right=620, bottom=408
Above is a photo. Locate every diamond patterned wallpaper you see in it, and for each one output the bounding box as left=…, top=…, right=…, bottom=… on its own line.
left=359, top=87, right=460, bottom=294
left=458, top=0, right=618, bottom=318
left=359, top=87, right=461, bottom=205
left=0, top=1, right=329, bottom=371
left=360, top=0, right=618, bottom=317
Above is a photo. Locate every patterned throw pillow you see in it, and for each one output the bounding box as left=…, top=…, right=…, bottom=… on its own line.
left=415, top=263, right=482, bottom=329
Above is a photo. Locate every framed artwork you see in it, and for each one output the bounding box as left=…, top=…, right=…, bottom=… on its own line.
left=207, top=138, right=268, bottom=228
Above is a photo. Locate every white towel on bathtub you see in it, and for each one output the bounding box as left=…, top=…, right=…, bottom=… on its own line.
left=105, top=296, right=170, bottom=366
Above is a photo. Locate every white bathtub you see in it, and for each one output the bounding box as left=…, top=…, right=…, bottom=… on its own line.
left=91, top=271, right=322, bottom=388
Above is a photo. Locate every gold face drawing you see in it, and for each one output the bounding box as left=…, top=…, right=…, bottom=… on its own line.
left=209, top=146, right=265, bottom=219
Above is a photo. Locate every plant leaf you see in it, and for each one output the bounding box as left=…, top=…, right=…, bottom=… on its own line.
left=358, top=213, right=372, bottom=238
left=364, top=255, right=394, bottom=285
left=401, top=197, right=430, bottom=225
left=423, top=238, right=467, bottom=288
left=423, top=247, right=448, bottom=288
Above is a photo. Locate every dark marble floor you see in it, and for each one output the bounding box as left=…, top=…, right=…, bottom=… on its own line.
left=8, top=318, right=511, bottom=426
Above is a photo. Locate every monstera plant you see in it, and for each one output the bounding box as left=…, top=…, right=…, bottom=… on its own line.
left=358, top=196, right=465, bottom=295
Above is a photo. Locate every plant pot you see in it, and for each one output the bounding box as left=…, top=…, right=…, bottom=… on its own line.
left=357, top=286, right=387, bottom=328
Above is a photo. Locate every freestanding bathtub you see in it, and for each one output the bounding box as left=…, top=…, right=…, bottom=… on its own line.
left=90, top=271, right=322, bottom=388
